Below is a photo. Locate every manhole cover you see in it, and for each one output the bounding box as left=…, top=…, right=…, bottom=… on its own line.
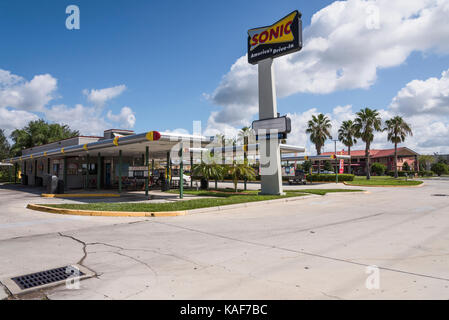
left=1, top=264, right=94, bottom=295
left=12, top=266, right=84, bottom=290
left=432, top=194, right=449, bottom=197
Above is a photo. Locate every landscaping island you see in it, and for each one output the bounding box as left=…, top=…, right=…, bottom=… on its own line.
left=41, top=189, right=363, bottom=213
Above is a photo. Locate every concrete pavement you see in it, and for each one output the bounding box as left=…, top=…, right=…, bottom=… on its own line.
left=1, top=180, right=449, bottom=299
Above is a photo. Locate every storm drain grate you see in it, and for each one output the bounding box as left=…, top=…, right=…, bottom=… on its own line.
left=11, top=266, right=84, bottom=290
left=432, top=194, right=449, bottom=197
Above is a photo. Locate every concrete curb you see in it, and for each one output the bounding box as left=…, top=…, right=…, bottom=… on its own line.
left=41, top=193, right=120, bottom=198
left=343, top=181, right=424, bottom=188
left=27, top=191, right=368, bottom=217
left=187, top=194, right=318, bottom=214
left=26, top=204, right=186, bottom=217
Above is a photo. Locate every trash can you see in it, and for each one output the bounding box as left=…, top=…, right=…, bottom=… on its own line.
left=46, top=175, right=58, bottom=194
left=35, top=176, right=43, bottom=187
left=57, top=179, right=65, bottom=194
left=51, top=176, right=58, bottom=194
left=22, top=174, right=28, bottom=185
left=45, top=175, right=52, bottom=193
left=200, top=178, right=208, bottom=190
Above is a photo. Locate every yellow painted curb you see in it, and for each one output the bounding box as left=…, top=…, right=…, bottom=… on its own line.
left=27, top=204, right=186, bottom=217
left=41, top=193, right=120, bottom=198
left=343, top=181, right=424, bottom=187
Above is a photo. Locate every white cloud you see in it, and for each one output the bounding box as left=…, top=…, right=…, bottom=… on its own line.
left=83, top=84, right=126, bottom=107
left=387, top=70, right=449, bottom=153
left=205, top=0, right=449, bottom=128
left=0, top=68, right=134, bottom=136
left=162, top=128, right=191, bottom=135
left=0, top=107, right=39, bottom=135
left=390, top=68, right=449, bottom=115
left=45, top=104, right=137, bottom=136
left=106, top=106, right=136, bottom=129
left=203, top=112, right=241, bottom=138
left=0, top=69, right=57, bottom=111
left=45, top=104, right=110, bottom=136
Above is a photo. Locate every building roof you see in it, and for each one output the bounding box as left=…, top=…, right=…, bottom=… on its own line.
left=321, top=147, right=419, bottom=158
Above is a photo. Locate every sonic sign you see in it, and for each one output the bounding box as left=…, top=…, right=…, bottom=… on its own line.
left=247, top=10, right=302, bottom=64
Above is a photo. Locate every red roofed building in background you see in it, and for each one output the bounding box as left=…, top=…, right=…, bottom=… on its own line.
left=320, top=147, right=420, bottom=175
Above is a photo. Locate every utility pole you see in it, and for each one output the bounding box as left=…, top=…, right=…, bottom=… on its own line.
left=333, top=139, right=338, bottom=184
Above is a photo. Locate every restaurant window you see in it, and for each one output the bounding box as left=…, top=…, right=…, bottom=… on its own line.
left=82, top=163, right=97, bottom=175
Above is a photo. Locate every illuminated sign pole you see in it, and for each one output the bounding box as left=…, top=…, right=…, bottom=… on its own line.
left=248, top=11, right=302, bottom=195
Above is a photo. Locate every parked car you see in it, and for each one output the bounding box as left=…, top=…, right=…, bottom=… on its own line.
left=312, top=170, right=335, bottom=174
left=288, top=169, right=307, bottom=185
left=171, top=174, right=191, bottom=185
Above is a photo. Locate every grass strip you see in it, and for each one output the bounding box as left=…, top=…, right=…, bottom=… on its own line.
left=43, top=193, right=307, bottom=212
left=43, top=188, right=365, bottom=212
left=346, top=176, right=423, bottom=186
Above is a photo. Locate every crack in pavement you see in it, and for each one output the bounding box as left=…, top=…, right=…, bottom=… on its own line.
left=112, top=251, right=159, bottom=277
left=0, top=280, right=12, bottom=300
left=58, top=232, right=88, bottom=265
left=321, top=291, right=344, bottom=300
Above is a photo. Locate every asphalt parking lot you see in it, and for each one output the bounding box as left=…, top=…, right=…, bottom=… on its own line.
left=1, top=179, right=448, bottom=299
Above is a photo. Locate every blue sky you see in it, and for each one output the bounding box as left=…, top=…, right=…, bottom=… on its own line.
left=1, top=0, right=449, bottom=153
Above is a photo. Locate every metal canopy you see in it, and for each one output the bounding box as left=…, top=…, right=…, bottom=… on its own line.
left=3, top=131, right=214, bottom=163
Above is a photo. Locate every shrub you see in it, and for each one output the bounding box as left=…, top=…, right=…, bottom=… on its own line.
left=418, top=170, right=433, bottom=177
left=371, top=163, right=386, bottom=176
left=306, top=174, right=355, bottom=182
left=387, top=170, right=417, bottom=177
left=431, top=162, right=449, bottom=176
left=402, top=161, right=411, bottom=171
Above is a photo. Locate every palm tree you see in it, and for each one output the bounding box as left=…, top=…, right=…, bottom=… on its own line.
left=192, top=155, right=225, bottom=190
left=238, top=127, right=250, bottom=143
left=385, top=116, right=413, bottom=178
left=418, top=155, right=435, bottom=171
left=306, top=114, right=332, bottom=173
left=338, top=120, right=357, bottom=174
left=227, top=160, right=256, bottom=192
left=353, top=108, right=383, bottom=180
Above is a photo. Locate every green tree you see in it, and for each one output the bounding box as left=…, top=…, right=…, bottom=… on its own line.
left=436, top=155, right=449, bottom=165
left=0, top=129, right=11, bottom=181
left=338, top=120, right=357, bottom=174
left=418, top=155, right=435, bottom=171
left=237, top=127, right=256, bottom=145
left=323, top=160, right=333, bottom=172
left=385, top=116, right=413, bottom=178
left=402, top=161, right=410, bottom=172
left=0, top=129, right=10, bottom=160
left=227, top=160, right=256, bottom=192
left=192, top=158, right=225, bottom=190
left=306, top=114, right=332, bottom=173
left=371, top=162, right=386, bottom=176
left=431, top=162, right=449, bottom=176
left=10, top=120, right=79, bottom=156
left=354, top=108, right=383, bottom=180
left=302, top=160, right=312, bottom=173
left=212, top=163, right=226, bottom=190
